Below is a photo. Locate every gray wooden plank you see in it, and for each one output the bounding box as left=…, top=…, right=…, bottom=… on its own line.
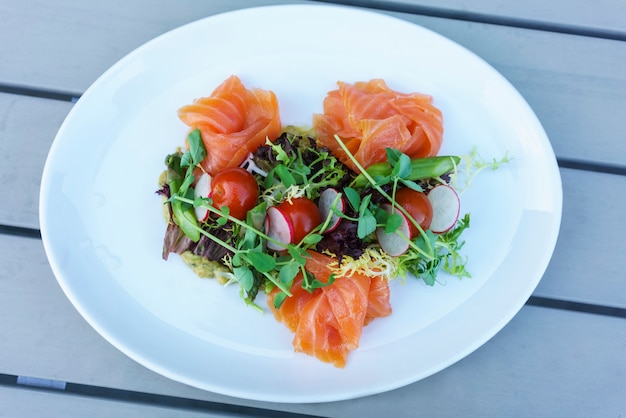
left=534, top=168, right=626, bottom=308
left=2, top=95, right=626, bottom=306
left=0, top=386, right=231, bottom=418
left=0, top=0, right=300, bottom=92
left=1, top=1, right=624, bottom=417
left=411, top=16, right=626, bottom=167
left=0, top=235, right=198, bottom=396
left=1, top=235, right=625, bottom=417
left=1, top=33, right=625, bottom=229
left=376, top=0, right=626, bottom=34
left=0, top=234, right=318, bottom=415
left=3, top=98, right=626, bottom=308
left=0, top=93, right=73, bottom=230
left=2, top=2, right=624, bottom=165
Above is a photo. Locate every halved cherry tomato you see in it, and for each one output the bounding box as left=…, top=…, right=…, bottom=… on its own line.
left=277, top=197, right=322, bottom=244
left=210, top=167, right=258, bottom=220
left=395, top=187, right=433, bottom=237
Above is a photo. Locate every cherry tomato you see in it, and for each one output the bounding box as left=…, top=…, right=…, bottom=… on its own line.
left=395, top=187, right=433, bottom=237
left=277, top=197, right=322, bottom=244
left=210, top=167, right=259, bottom=220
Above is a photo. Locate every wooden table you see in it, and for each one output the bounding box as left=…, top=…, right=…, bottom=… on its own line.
left=1, top=1, right=625, bottom=416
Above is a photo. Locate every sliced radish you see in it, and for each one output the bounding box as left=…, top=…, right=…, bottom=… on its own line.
left=376, top=204, right=411, bottom=256
left=265, top=206, right=293, bottom=251
left=193, top=172, right=212, bottom=222
left=317, top=188, right=344, bottom=233
left=427, top=184, right=460, bottom=233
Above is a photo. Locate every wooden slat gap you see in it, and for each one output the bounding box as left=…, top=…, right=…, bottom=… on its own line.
left=557, top=158, right=626, bottom=176
left=0, top=83, right=80, bottom=103
left=527, top=296, right=626, bottom=319
left=0, top=373, right=329, bottom=418
left=0, top=225, right=42, bottom=240
left=311, top=0, right=626, bottom=41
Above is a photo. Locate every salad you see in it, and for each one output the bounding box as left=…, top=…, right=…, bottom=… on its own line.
left=156, top=76, right=507, bottom=367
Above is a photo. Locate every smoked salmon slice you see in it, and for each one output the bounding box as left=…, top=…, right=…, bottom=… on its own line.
left=268, top=251, right=392, bottom=368
left=178, top=75, right=281, bottom=175
left=267, top=272, right=316, bottom=333
left=313, top=79, right=443, bottom=172
left=365, top=276, right=392, bottom=325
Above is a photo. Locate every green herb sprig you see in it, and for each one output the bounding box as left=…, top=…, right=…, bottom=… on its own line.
left=332, top=134, right=481, bottom=285
left=166, top=129, right=343, bottom=310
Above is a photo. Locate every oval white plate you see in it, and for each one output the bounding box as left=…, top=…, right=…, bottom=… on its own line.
left=40, top=5, right=562, bottom=403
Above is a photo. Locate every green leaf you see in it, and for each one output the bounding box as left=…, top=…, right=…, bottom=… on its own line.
left=234, top=266, right=254, bottom=292
left=272, top=141, right=291, bottom=163
left=420, top=263, right=438, bottom=286
left=287, top=245, right=308, bottom=265
left=180, top=152, right=192, bottom=168
left=193, top=197, right=210, bottom=208
left=357, top=213, right=377, bottom=239
left=263, top=169, right=276, bottom=189
left=274, top=164, right=296, bottom=187
left=242, top=251, right=276, bottom=273
left=187, top=129, right=206, bottom=165
left=273, top=292, right=288, bottom=309
left=215, top=205, right=229, bottom=226
left=356, top=194, right=377, bottom=238
left=178, top=172, right=195, bottom=196
left=278, top=261, right=300, bottom=285
left=343, top=187, right=361, bottom=212
left=359, top=194, right=372, bottom=216
left=393, top=153, right=412, bottom=179
left=372, top=174, right=391, bottom=186
left=238, top=227, right=258, bottom=251
left=219, top=205, right=230, bottom=217
left=399, top=178, right=423, bottom=192
left=302, top=233, right=323, bottom=245
left=303, top=271, right=336, bottom=292
left=415, top=229, right=438, bottom=255
left=385, top=212, right=403, bottom=233
left=385, top=148, right=402, bottom=166
left=247, top=201, right=267, bottom=231
left=232, top=253, right=242, bottom=267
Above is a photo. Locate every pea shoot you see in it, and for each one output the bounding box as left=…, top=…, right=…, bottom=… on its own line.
left=161, top=126, right=507, bottom=311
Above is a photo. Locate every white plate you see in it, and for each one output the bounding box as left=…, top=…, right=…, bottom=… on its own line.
left=40, top=5, right=562, bottom=403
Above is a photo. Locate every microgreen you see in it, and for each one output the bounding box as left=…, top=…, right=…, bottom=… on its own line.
left=350, top=154, right=462, bottom=189
left=331, top=134, right=476, bottom=285
left=357, top=194, right=377, bottom=238
left=302, top=271, right=336, bottom=293
left=180, top=129, right=206, bottom=169
left=450, top=147, right=511, bottom=192
left=261, top=132, right=347, bottom=201
left=343, top=187, right=361, bottom=212
left=163, top=126, right=497, bottom=309
left=164, top=134, right=204, bottom=242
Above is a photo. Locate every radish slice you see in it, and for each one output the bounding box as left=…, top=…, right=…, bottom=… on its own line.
left=265, top=206, right=293, bottom=251
left=193, top=173, right=212, bottom=222
left=376, top=204, right=411, bottom=256
left=318, top=188, right=344, bottom=233
left=428, top=185, right=460, bottom=233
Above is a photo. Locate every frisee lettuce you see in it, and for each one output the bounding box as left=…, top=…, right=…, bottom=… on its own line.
left=161, top=127, right=507, bottom=309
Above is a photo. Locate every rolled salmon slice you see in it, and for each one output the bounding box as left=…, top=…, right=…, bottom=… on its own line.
left=268, top=251, right=392, bottom=368
left=293, top=292, right=350, bottom=367
left=267, top=273, right=318, bottom=333
left=177, top=75, right=281, bottom=175
left=313, top=79, right=443, bottom=172
left=365, top=276, right=392, bottom=325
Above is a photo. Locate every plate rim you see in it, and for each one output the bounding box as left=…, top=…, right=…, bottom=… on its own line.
left=39, top=3, right=563, bottom=403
